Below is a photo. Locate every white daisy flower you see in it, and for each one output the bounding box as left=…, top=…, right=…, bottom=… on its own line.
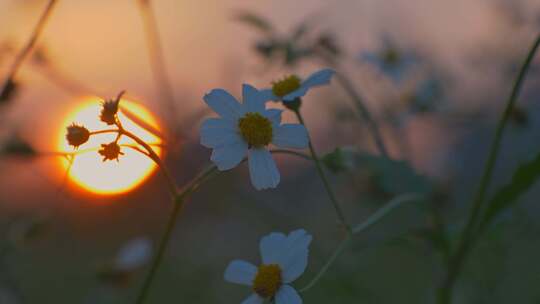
left=200, top=84, right=309, bottom=190
left=224, top=229, right=312, bottom=304
left=261, top=69, right=335, bottom=103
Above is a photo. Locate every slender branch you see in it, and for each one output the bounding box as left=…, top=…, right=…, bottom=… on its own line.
left=1, top=0, right=58, bottom=92
left=137, top=0, right=178, bottom=125
left=438, top=33, right=540, bottom=304
left=332, top=71, right=389, bottom=158
left=294, top=109, right=351, bottom=232
left=352, top=193, right=423, bottom=234
left=316, top=51, right=389, bottom=158
left=299, top=193, right=422, bottom=292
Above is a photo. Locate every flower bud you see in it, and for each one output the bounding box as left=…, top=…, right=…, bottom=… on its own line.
left=98, top=142, right=124, bottom=162
left=66, top=124, right=90, bottom=148
left=100, top=99, right=119, bottom=125
left=100, top=91, right=125, bottom=125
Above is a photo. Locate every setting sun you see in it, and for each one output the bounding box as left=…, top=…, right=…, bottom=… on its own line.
left=57, top=97, right=163, bottom=195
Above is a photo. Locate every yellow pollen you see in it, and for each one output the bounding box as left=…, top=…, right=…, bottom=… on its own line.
left=238, top=112, right=273, bottom=148
left=252, top=264, right=282, bottom=298
left=272, top=75, right=301, bottom=97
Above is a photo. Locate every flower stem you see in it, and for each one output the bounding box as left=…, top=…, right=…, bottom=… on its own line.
left=1, top=0, right=58, bottom=92
left=299, top=193, right=421, bottom=292
left=333, top=71, right=389, bottom=158
left=293, top=109, right=351, bottom=232
left=438, top=33, right=540, bottom=304
left=137, top=0, right=178, bottom=125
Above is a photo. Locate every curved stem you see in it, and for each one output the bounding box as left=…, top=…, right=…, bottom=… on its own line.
left=299, top=193, right=421, bottom=293
left=120, top=128, right=177, bottom=197
left=1, top=0, right=58, bottom=92
left=293, top=109, right=351, bottom=232
left=439, top=33, right=540, bottom=304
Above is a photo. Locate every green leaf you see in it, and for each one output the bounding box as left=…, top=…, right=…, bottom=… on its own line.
left=235, top=11, right=274, bottom=33
left=481, top=152, right=540, bottom=229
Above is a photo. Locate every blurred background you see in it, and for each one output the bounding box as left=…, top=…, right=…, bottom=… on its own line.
left=1, top=0, right=540, bottom=303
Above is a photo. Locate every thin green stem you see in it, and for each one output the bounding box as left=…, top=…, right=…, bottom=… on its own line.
left=439, top=33, right=540, bottom=304
left=299, top=193, right=421, bottom=292
left=1, top=0, right=58, bottom=91
left=352, top=193, right=422, bottom=234
left=316, top=51, right=389, bottom=158
left=299, top=235, right=352, bottom=293
left=137, top=0, right=178, bottom=125
left=294, top=109, right=351, bottom=232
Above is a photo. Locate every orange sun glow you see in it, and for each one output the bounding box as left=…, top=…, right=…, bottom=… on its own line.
left=57, top=97, right=163, bottom=195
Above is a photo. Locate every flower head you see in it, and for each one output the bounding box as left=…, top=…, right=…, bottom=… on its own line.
left=98, top=142, right=124, bottom=162
left=66, top=123, right=90, bottom=148
left=224, top=229, right=312, bottom=304
left=200, top=84, right=309, bottom=190
left=261, top=69, right=335, bottom=103
left=100, top=91, right=125, bottom=125
left=100, top=99, right=119, bottom=125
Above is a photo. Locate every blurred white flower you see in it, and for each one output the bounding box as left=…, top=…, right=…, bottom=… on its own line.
left=224, top=229, right=312, bottom=304
left=261, top=69, right=335, bottom=103
left=115, top=237, right=152, bottom=271
left=200, top=84, right=308, bottom=190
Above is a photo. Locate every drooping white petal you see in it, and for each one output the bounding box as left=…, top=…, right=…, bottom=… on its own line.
left=272, top=124, right=309, bottom=149
left=277, top=229, right=312, bottom=283
left=211, top=140, right=248, bottom=171
left=275, top=285, right=302, bottom=304
left=204, top=89, right=243, bottom=119
left=248, top=148, right=280, bottom=190
left=282, top=69, right=335, bottom=101
left=224, top=260, right=257, bottom=286
left=263, top=109, right=283, bottom=125
left=242, top=84, right=266, bottom=113
left=200, top=118, right=240, bottom=148
left=259, top=89, right=279, bottom=102
left=302, top=68, right=335, bottom=89
left=241, top=293, right=264, bottom=304
left=259, top=232, right=287, bottom=265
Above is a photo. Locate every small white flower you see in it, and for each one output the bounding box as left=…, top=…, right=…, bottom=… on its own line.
left=115, top=237, right=152, bottom=271
left=200, top=84, right=309, bottom=190
left=224, top=229, right=312, bottom=304
left=261, top=69, right=335, bottom=103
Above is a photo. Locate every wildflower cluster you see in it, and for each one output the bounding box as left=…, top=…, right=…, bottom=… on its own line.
left=65, top=91, right=127, bottom=162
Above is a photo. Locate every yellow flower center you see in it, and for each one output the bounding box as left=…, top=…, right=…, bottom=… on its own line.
left=252, top=264, right=282, bottom=299
left=272, top=75, right=301, bottom=97
left=238, top=112, right=273, bottom=148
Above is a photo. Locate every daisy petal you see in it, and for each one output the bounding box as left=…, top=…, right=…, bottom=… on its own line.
left=264, top=109, right=283, bottom=125
left=211, top=141, right=248, bottom=171
left=282, top=69, right=335, bottom=102
left=242, top=84, right=266, bottom=113
left=259, top=89, right=279, bottom=102
left=224, top=260, right=257, bottom=286
left=275, top=285, right=302, bottom=304
left=204, top=89, right=242, bottom=119
left=272, top=124, right=309, bottom=149
left=278, top=229, right=312, bottom=283
left=241, top=293, right=264, bottom=304
left=200, top=118, right=239, bottom=148
left=259, top=232, right=287, bottom=265
left=302, top=68, right=335, bottom=88
left=248, top=148, right=280, bottom=190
